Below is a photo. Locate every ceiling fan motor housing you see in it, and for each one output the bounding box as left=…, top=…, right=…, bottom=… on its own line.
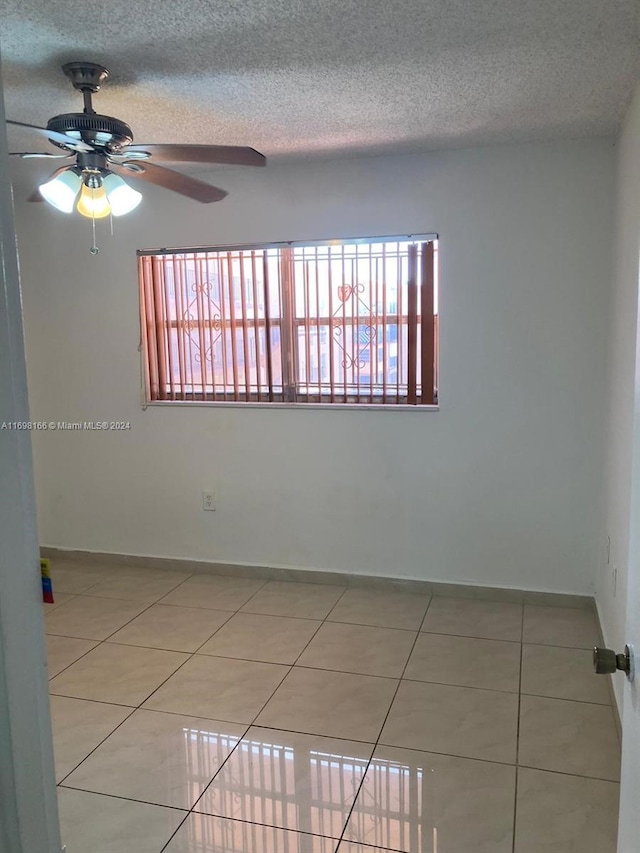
left=11, top=59, right=265, bottom=207
left=46, top=113, right=133, bottom=152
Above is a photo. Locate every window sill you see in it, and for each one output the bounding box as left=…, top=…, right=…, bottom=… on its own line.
left=143, top=400, right=440, bottom=412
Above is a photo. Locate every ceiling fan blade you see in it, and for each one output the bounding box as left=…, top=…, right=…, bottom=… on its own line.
left=111, top=161, right=228, bottom=203
left=10, top=152, right=74, bottom=159
left=27, top=166, right=69, bottom=202
left=7, top=120, right=94, bottom=153
left=125, top=143, right=266, bottom=167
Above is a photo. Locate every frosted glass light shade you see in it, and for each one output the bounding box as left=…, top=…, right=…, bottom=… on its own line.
left=38, top=170, right=82, bottom=213
left=76, top=183, right=111, bottom=219
left=103, top=173, right=142, bottom=215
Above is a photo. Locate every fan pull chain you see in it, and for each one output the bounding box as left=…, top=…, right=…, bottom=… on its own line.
left=90, top=208, right=99, bottom=255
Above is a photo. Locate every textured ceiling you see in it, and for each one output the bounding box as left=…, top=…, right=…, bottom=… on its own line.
left=1, top=0, right=639, bottom=163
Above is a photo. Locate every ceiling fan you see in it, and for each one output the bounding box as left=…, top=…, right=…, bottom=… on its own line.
left=7, top=61, right=266, bottom=218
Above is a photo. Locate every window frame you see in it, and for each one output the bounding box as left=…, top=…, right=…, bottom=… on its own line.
left=138, top=233, right=439, bottom=410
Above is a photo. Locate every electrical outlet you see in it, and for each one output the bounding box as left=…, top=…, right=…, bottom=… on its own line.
left=202, top=491, right=216, bottom=511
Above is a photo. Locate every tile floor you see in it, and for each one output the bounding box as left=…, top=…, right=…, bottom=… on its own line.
left=44, top=561, right=621, bottom=852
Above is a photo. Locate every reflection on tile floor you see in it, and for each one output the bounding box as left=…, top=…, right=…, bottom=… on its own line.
left=44, top=561, right=620, bottom=852
left=195, top=727, right=374, bottom=838
left=165, top=814, right=335, bottom=853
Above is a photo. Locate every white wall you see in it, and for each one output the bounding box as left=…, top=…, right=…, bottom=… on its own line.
left=598, top=84, right=640, bottom=709
left=13, top=138, right=613, bottom=594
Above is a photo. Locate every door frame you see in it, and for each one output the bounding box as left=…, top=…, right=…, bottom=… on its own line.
left=0, top=59, right=62, bottom=853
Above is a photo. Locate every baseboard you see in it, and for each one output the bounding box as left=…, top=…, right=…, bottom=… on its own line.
left=41, top=545, right=595, bottom=609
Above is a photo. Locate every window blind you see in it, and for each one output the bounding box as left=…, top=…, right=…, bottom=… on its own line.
left=138, top=237, right=438, bottom=405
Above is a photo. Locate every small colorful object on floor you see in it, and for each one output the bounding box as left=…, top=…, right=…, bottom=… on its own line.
left=41, top=557, right=54, bottom=604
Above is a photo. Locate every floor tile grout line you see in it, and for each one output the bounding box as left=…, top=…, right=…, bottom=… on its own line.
left=48, top=646, right=612, bottom=707
left=283, top=582, right=422, bottom=675
left=49, top=565, right=197, bottom=603
left=43, top=591, right=79, bottom=610
left=189, top=809, right=346, bottom=842
left=515, top=763, right=621, bottom=783
left=289, top=585, right=350, bottom=667
left=58, top=782, right=190, bottom=811
left=183, top=720, right=253, bottom=816
left=334, top=594, right=434, bottom=849
left=177, top=610, right=237, bottom=656
left=49, top=639, right=611, bottom=705
left=56, top=704, right=139, bottom=787
left=54, top=589, right=261, bottom=802
left=47, top=597, right=170, bottom=692
left=96, top=703, right=616, bottom=776
left=399, top=674, right=519, bottom=694
left=106, top=588, right=272, bottom=657
left=188, top=585, right=347, bottom=661
left=52, top=578, right=257, bottom=786
left=326, top=617, right=422, bottom=632
left=519, top=640, right=600, bottom=651
left=185, top=674, right=292, bottom=815
left=159, top=811, right=192, bottom=853
left=160, top=603, right=328, bottom=619
left=188, top=590, right=430, bottom=846
left=157, top=813, right=344, bottom=853
left=56, top=699, right=265, bottom=811
left=517, top=691, right=612, bottom=707
left=237, top=578, right=341, bottom=619
left=130, top=571, right=269, bottom=612
left=49, top=597, right=164, bottom=647
left=101, top=600, right=165, bottom=641
left=48, top=692, right=136, bottom=710
left=68, top=707, right=616, bottom=783
left=419, top=628, right=522, bottom=643
left=192, top=576, right=271, bottom=607
left=50, top=584, right=259, bottom=709
left=130, top=630, right=254, bottom=712
left=372, top=740, right=519, bottom=768
left=63, top=568, right=198, bottom=600
left=177, top=587, right=328, bottom=815
left=59, top=595, right=592, bottom=643
left=183, top=586, right=352, bottom=819
left=54, top=700, right=383, bottom=744
left=191, top=587, right=377, bottom=832
left=91, top=619, right=422, bottom=661
left=65, top=795, right=239, bottom=853
left=219, top=587, right=353, bottom=730
left=511, top=603, right=524, bottom=853
left=512, top=765, right=519, bottom=853
left=46, top=640, right=101, bottom=681
left=53, top=696, right=619, bottom=784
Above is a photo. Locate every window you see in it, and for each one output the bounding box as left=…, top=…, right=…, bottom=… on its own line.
left=138, top=235, right=438, bottom=406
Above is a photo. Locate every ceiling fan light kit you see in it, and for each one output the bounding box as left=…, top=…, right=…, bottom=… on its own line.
left=102, top=173, right=143, bottom=215
left=38, top=168, right=82, bottom=213
left=8, top=61, right=266, bottom=248
left=38, top=166, right=142, bottom=218
left=75, top=177, right=111, bottom=220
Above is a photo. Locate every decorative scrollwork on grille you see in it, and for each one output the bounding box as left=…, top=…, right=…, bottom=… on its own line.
left=183, top=277, right=222, bottom=364
left=332, top=282, right=378, bottom=377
